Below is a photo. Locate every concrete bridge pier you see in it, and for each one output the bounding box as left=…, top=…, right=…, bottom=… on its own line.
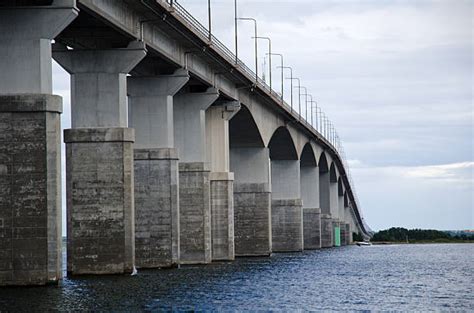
left=230, top=147, right=272, bottom=256
left=345, top=223, right=352, bottom=244
left=174, top=88, right=219, bottom=264
left=127, top=70, right=189, bottom=268
left=0, top=2, right=78, bottom=286
left=271, top=160, right=303, bottom=252
left=53, top=41, right=146, bottom=275
left=300, top=146, right=321, bottom=250
left=319, top=153, right=333, bottom=248
left=206, top=101, right=241, bottom=261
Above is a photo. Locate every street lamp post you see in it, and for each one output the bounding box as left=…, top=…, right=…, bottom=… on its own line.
left=208, top=0, right=212, bottom=41
left=234, top=0, right=238, bottom=64
left=287, top=77, right=301, bottom=119
left=279, top=66, right=293, bottom=111
left=253, top=37, right=271, bottom=89
left=237, top=17, right=258, bottom=83
left=296, top=86, right=307, bottom=122
left=267, top=53, right=284, bottom=103
left=316, top=107, right=323, bottom=134
left=310, top=100, right=318, bottom=129
left=306, top=94, right=313, bottom=124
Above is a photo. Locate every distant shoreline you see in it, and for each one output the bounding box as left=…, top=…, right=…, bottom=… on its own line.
left=371, top=240, right=474, bottom=245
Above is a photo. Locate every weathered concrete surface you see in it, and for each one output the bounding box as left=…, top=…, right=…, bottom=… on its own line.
left=233, top=183, right=271, bottom=256
left=206, top=103, right=239, bottom=261
left=344, top=223, right=352, bottom=245
left=231, top=147, right=272, bottom=256
left=179, top=162, right=211, bottom=264
left=303, top=208, right=321, bottom=250
left=320, top=214, right=333, bottom=248
left=210, top=172, right=235, bottom=261
left=340, top=221, right=347, bottom=246
left=271, top=199, right=303, bottom=252
left=0, top=95, right=62, bottom=286
left=134, top=148, right=179, bottom=268
left=64, top=128, right=135, bottom=275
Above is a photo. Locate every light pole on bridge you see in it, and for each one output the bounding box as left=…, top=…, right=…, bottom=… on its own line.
left=236, top=17, right=258, bottom=83
left=295, top=86, right=308, bottom=122
left=279, top=66, right=293, bottom=112
left=287, top=77, right=301, bottom=119
left=267, top=53, right=284, bottom=104
left=310, top=100, right=318, bottom=130
left=253, top=36, right=272, bottom=89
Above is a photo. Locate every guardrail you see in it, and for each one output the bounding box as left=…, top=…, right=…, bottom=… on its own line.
left=164, top=0, right=370, bottom=234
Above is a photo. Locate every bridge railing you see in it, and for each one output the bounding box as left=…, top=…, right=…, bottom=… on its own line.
left=164, top=0, right=368, bottom=234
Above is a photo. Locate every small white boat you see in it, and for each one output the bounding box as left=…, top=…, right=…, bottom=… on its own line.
left=356, top=241, right=372, bottom=246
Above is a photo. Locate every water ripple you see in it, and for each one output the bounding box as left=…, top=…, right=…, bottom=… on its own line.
left=0, top=244, right=473, bottom=311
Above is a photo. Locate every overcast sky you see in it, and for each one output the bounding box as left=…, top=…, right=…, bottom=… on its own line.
left=53, top=0, right=473, bottom=232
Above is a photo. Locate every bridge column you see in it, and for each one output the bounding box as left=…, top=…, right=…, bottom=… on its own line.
left=53, top=41, right=146, bottom=275
left=0, top=2, right=77, bottom=286
left=301, top=165, right=321, bottom=250
left=174, top=88, right=219, bottom=264
left=271, top=161, right=303, bottom=252
left=127, top=70, right=189, bottom=268
left=345, top=223, right=352, bottom=244
left=206, top=101, right=241, bottom=261
left=319, top=162, right=333, bottom=248
left=344, top=201, right=353, bottom=244
left=341, top=222, right=350, bottom=246
left=231, top=148, right=272, bottom=256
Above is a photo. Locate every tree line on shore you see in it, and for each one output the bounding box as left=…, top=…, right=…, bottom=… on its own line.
left=371, top=227, right=473, bottom=242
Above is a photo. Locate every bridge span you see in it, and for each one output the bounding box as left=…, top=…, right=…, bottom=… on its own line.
left=0, top=0, right=370, bottom=286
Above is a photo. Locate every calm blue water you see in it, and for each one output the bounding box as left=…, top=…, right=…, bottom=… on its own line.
left=1, top=244, right=473, bottom=311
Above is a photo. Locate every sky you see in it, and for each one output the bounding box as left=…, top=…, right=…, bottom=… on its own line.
left=52, top=0, right=473, bottom=232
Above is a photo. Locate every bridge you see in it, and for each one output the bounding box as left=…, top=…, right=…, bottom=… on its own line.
left=0, top=0, right=371, bottom=286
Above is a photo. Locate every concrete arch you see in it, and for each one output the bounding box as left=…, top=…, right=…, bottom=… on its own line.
left=237, top=90, right=287, bottom=147
left=318, top=151, right=329, bottom=173
left=329, top=162, right=338, bottom=183
left=309, top=142, right=323, bottom=165
left=229, top=104, right=264, bottom=148
left=268, top=126, right=298, bottom=160
left=300, top=142, right=317, bottom=167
